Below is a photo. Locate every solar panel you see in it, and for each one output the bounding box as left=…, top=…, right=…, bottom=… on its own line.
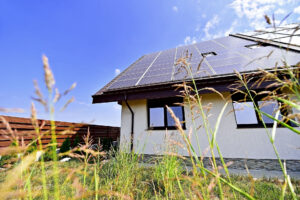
left=172, top=61, right=214, bottom=81
left=194, top=40, right=226, bottom=54
left=108, top=79, right=140, bottom=90
left=134, top=49, right=176, bottom=85
left=96, top=23, right=300, bottom=94
left=176, top=45, right=198, bottom=58
left=208, top=57, right=249, bottom=68
left=214, top=37, right=256, bottom=50
left=205, top=53, right=239, bottom=62
left=117, top=73, right=143, bottom=81
left=173, top=71, right=191, bottom=81
left=138, top=74, right=171, bottom=85
left=258, top=51, right=299, bottom=68
left=213, top=63, right=242, bottom=74
left=145, top=68, right=173, bottom=76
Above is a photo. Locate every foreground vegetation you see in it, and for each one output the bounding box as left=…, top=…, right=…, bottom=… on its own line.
left=0, top=153, right=299, bottom=199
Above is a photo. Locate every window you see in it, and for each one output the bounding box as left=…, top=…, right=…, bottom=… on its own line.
left=232, top=92, right=288, bottom=128
left=149, top=107, right=164, bottom=127
left=257, top=100, right=282, bottom=124
left=233, top=102, right=258, bottom=125
left=148, top=98, right=186, bottom=130
left=201, top=52, right=217, bottom=57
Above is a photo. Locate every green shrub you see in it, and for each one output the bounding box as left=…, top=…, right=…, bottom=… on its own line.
left=60, top=138, right=71, bottom=154
left=100, top=138, right=113, bottom=151
left=71, top=135, right=80, bottom=148
left=0, top=155, right=14, bottom=168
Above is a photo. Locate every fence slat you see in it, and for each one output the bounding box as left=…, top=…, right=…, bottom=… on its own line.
left=0, top=115, right=120, bottom=149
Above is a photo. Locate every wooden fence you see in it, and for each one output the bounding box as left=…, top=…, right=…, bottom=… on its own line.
left=0, top=115, right=120, bottom=148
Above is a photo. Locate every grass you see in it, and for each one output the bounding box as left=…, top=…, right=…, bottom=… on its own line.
left=0, top=155, right=299, bottom=199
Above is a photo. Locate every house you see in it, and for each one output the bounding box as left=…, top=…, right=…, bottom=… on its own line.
left=92, top=23, right=300, bottom=171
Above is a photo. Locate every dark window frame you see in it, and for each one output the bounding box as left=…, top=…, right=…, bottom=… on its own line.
left=231, top=90, right=292, bottom=128
left=201, top=52, right=217, bottom=57
left=147, top=97, right=186, bottom=130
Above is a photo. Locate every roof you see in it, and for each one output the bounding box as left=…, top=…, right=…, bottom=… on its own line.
left=93, top=23, right=300, bottom=103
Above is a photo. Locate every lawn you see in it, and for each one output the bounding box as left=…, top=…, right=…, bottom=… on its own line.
left=0, top=152, right=299, bottom=199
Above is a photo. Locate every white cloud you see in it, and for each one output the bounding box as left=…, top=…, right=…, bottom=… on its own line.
left=115, top=68, right=121, bottom=76
left=184, top=14, right=236, bottom=43
left=200, top=19, right=239, bottom=41
left=184, top=36, right=197, bottom=45
left=294, top=6, right=300, bottom=14
left=203, top=15, right=220, bottom=39
left=228, top=0, right=296, bottom=29
left=181, top=0, right=299, bottom=47
left=172, top=6, right=178, bottom=12
left=230, top=0, right=274, bottom=29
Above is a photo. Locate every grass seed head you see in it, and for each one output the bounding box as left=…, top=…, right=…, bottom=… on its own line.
left=42, top=55, right=55, bottom=91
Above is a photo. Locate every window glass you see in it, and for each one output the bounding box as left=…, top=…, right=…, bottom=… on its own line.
left=258, top=101, right=281, bottom=124
left=166, top=106, right=183, bottom=127
left=233, top=102, right=258, bottom=125
left=149, top=107, right=164, bottom=127
left=201, top=52, right=217, bottom=57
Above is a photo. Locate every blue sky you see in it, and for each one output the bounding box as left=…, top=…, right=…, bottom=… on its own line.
left=0, top=0, right=299, bottom=126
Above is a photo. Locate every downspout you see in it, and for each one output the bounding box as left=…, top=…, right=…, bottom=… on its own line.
left=124, top=94, right=134, bottom=152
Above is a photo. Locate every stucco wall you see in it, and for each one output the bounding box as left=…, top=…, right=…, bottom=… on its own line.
left=120, top=92, right=300, bottom=160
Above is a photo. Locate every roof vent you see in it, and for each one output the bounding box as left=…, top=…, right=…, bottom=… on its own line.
left=201, top=52, right=217, bottom=57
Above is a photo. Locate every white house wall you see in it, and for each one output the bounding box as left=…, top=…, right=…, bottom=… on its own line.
left=120, top=92, right=300, bottom=160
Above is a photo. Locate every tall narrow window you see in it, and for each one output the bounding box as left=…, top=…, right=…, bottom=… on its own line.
left=148, top=98, right=185, bottom=130
left=233, top=102, right=258, bottom=125
left=258, top=100, right=282, bottom=124
left=149, top=107, right=164, bottom=127
left=166, top=106, right=184, bottom=127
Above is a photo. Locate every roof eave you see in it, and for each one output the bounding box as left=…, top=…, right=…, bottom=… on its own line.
left=92, top=74, right=238, bottom=103
left=92, top=66, right=297, bottom=103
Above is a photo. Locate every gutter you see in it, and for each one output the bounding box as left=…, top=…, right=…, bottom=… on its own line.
left=124, top=94, right=134, bottom=152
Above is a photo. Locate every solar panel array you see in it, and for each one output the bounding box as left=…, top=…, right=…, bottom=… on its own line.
left=99, top=23, right=300, bottom=93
